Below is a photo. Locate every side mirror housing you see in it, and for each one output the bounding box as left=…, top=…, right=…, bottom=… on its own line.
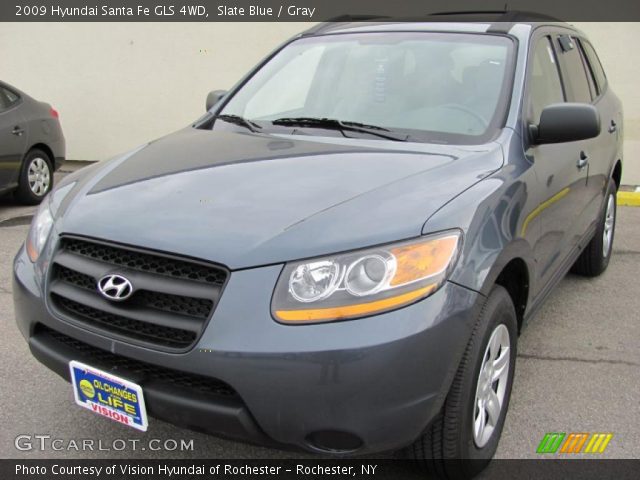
left=530, top=103, right=600, bottom=145
left=206, top=90, right=227, bottom=111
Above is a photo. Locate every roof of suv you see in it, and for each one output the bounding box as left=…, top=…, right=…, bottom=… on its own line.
left=302, top=11, right=575, bottom=36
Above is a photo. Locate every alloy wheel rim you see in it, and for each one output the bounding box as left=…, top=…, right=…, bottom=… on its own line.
left=473, top=324, right=511, bottom=448
left=602, top=193, right=615, bottom=258
left=27, top=157, right=50, bottom=196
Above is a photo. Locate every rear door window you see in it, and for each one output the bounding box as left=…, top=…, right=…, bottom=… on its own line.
left=580, top=40, right=607, bottom=95
left=0, top=87, right=20, bottom=110
left=556, top=35, right=593, bottom=103
left=575, top=39, right=597, bottom=99
left=4, top=88, right=19, bottom=105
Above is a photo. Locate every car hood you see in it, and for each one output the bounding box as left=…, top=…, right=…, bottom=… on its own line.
left=57, top=128, right=503, bottom=269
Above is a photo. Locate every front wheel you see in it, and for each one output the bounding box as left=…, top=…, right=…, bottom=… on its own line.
left=404, top=285, right=518, bottom=479
left=571, top=178, right=617, bottom=277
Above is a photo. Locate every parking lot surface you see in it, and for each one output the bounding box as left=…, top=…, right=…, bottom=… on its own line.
left=1, top=176, right=638, bottom=460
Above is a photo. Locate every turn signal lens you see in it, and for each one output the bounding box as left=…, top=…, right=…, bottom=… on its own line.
left=390, top=235, right=459, bottom=286
left=275, top=285, right=436, bottom=323
left=272, top=231, right=461, bottom=324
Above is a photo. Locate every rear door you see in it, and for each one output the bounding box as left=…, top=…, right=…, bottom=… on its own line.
left=524, top=33, right=591, bottom=289
left=574, top=38, right=622, bottom=230
left=0, top=86, right=27, bottom=190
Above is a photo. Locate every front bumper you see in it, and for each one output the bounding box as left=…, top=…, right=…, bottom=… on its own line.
left=14, top=242, right=480, bottom=455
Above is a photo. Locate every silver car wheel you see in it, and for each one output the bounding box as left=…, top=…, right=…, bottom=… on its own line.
left=602, top=193, right=615, bottom=258
left=27, top=157, right=51, bottom=197
left=473, top=323, right=511, bottom=448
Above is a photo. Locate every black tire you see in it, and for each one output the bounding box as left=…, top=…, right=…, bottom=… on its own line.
left=404, top=285, right=518, bottom=479
left=15, top=148, right=53, bottom=205
left=571, top=178, right=617, bottom=277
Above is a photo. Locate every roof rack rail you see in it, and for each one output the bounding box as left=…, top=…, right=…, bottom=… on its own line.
left=428, top=10, right=560, bottom=21
left=429, top=10, right=508, bottom=16
left=325, top=14, right=390, bottom=22
left=299, top=10, right=564, bottom=37
left=300, top=15, right=390, bottom=36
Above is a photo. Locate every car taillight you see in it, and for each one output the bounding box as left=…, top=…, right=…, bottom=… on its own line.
left=50, top=107, right=59, bottom=119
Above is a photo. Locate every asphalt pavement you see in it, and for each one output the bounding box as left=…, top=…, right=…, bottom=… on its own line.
left=0, top=175, right=638, bottom=461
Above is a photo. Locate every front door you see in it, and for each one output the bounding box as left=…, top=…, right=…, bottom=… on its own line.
left=524, top=35, right=591, bottom=291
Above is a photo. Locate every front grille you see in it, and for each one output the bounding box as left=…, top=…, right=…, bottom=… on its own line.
left=38, top=324, right=237, bottom=398
left=56, top=265, right=214, bottom=319
left=57, top=265, right=95, bottom=290
left=51, top=293, right=197, bottom=348
left=48, top=237, right=228, bottom=351
left=63, top=238, right=226, bottom=285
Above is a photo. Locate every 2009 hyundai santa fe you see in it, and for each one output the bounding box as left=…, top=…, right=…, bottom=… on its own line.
left=14, top=16, right=622, bottom=477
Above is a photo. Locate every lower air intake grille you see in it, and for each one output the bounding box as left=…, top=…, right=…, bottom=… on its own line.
left=37, top=324, right=237, bottom=398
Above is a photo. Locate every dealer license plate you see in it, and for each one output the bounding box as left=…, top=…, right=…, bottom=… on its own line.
left=69, top=360, right=148, bottom=431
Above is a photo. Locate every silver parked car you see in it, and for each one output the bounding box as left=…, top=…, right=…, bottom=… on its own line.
left=0, top=81, right=65, bottom=204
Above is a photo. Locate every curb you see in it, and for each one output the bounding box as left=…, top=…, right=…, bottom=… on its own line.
left=618, top=191, right=640, bottom=207
left=59, top=159, right=96, bottom=173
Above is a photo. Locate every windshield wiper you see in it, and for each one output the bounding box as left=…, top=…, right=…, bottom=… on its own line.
left=216, top=114, right=262, bottom=133
left=271, top=117, right=409, bottom=142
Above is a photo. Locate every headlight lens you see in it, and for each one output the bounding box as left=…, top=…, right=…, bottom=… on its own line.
left=26, top=198, right=54, bottom=262
left=289, top=260, right=342, bottom=302
left=345, top=253, right=395, bottom=296
left=272, top=230, right=462, bottom=324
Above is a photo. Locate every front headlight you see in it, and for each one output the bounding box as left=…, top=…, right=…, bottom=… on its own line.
left=26, top=197, right=54, bottom=262
left=272, top=230, right=462, bottom=324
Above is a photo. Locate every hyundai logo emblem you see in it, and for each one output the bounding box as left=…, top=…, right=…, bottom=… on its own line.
left=97, top=274, right=134, bottom=301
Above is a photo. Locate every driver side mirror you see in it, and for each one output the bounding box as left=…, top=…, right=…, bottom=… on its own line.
left=529, top=103, right=600, bottom=145
left=206, top=90, right=227, bottom=111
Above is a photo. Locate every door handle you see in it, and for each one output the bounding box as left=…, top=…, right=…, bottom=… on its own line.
left=577, top=151, right=589, bottom=170
left=608, top=120, right=617, bottom=134
left=11, top=126, right=24, bottom=136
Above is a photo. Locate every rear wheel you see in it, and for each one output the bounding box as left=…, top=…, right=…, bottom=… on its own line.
left=15, top=148, right=53, bottom=205
left=571, top=178, right=617, bottom=277
left=405, top=285, right=517, bottom=479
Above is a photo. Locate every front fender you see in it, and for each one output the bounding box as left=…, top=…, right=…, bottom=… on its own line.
left=422, top=169, right=537, bottom=304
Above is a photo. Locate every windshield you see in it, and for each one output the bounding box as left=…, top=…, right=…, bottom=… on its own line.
left=216, top=32, right=515, bottom=144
